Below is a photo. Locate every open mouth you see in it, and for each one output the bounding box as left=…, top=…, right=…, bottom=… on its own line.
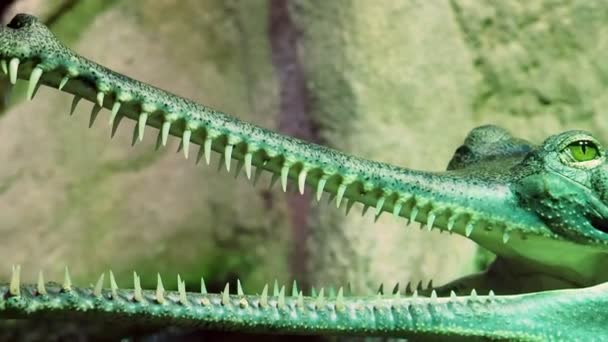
left=589, top=216, right=608, bottom=234
left=584, top=192, right=608, bottom=235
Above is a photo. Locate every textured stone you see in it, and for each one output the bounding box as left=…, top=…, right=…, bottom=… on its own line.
left=290, top=0, right=479, bottom=291
left=0, top=0, right=289, bottom=290
left=1, top=0, right=607, bottom=298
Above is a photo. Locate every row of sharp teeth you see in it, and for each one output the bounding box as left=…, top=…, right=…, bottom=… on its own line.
left=7, top=265, right=496, bottom=311
left=3, top=57, right=512, bottom=244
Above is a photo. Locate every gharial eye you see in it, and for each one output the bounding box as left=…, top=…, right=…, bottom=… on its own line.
left=567, top=140, right=599, bottom=162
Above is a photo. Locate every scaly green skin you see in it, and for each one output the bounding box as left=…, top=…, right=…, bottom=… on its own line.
left=1, top=13, right=608, bottom=340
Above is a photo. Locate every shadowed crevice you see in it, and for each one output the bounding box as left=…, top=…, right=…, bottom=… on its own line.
left=269, top=0, right=321, bottom=290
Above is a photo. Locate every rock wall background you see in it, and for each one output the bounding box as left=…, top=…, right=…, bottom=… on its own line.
left=0, top=0, right=606, bottom=330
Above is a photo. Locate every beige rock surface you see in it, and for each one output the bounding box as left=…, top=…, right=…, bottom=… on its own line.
left=0, top=0, right=606, bottom=297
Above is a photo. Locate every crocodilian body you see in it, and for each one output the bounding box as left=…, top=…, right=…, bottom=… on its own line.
left=1, top=13, right=608, bottom=341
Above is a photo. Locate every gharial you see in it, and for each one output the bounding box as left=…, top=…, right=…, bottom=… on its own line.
left=0, top=13, right=607, bottom=341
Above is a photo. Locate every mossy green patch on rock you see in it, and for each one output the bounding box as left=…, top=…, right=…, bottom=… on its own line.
left=451, top=0, right=608, bottom=130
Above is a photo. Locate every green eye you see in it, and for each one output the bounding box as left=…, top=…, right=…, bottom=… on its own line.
left=567, top=140, right=599, bottom=162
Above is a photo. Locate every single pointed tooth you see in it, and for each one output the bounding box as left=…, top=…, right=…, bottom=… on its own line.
left=408, top=206, right=419, bottom=225
left=450, top=290, right=457, bottom=299
left=430, top=290, right=437, bottom=301
left=298, top=169, right=307, bottom=194
left=345, top=199, right=356, bottom=215
left=222, top=283, right=230, bottom=305
left=182, top=130, right=192, bottom=159
left=465, top=221, right=474, bottom=237
left=8, top=58, right=19, bottom=84
left=316, top=176, right=328, bottom=201
left=315, top=288, right=325, bottom=309
left=292, top=280, right=299, bottom=297
left=278, top=286, right=286, bottom=309
left=109, top=101, right=121, bottom=125
left=362, top=205, right=370, bottom=217
left=133, top=272, right=143, bottom=302
left=273, top=279, right=279, bottom=297
left=70, top=96, right=82, bottom=115
left=0, top=59, right=6, bottom=74
left=488, top=289, right=495, bottom=298
left=158, top=121, right=170, bottom=146
left=244, top=153, right=253, bottom=179
left=58, top=75, right=69, bottom=90
left=427, top=212, right=436, bottom=230
left=237, top=279, right=244, bottom=296
left=27, top=67, right=43, bottom=100
left=9, top=265, right=20, bottom=296
left=204, top=138, right=212, bottom=165
left=89, top=104, right=102, bottom=128
left=470, top=288, right=478, bottom=299
left=447, top=214, right=456, bottom=231
left=377, top=283, right=384, bottom=295
left=138, top=112, right=148, bottom=141
left=224, top=145, right=233, bottom=171
left=260, top=284, right=269, bottom=308
left=60, top=267, right=72, bottom=292
left=297, top=291, right=304, bottom=308
left=375, top=196, right=385, bottom=216
left=502, top=231, right=510, bottom=244
left=201, top=276, right=207, bottom=295
left=336, top=183, right=347, bottom=208
left=37, top=270, right=47, bottom=295
left=416, top=280, right=423, bottom=291
left=392, top=201, right=403, bottom=219
left=280, top=164, right=290, bottom=192
left=427, top=279, right=433, bottom=290
left=311, top=287, right=317, bottom=297
left=179, top=279, right=188, bottom=306
left=93, top=273, right=104, bottom=298
left=96, top=92, right=104, bottom=107
left=156, top=273, right=165, bottom=304
left=336, top=287, right=345, bottom=311
left=412, top=290, right=418, bottom=299
left=110, top=270, right=118, bottom=298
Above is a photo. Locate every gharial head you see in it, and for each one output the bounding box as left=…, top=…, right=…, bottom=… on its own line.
left=448, top=125, right=608, bottom=291
left=513, top=130, right=608, bottom=244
